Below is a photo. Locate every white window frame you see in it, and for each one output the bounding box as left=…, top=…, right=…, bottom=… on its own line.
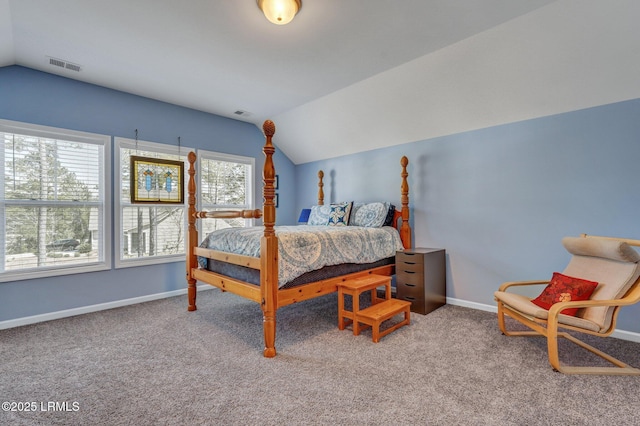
left=114, top=137, right=191, bottom=268
left=197, top=149, right=256, bottom=234
left=0, top=119, right=111, bottom=282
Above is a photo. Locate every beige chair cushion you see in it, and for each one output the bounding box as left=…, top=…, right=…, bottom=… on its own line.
left=561, top=237, right=640, bottom=331
left=562, top=237, right=640, bottom=263
left=494, top=291, right=601, bottom=333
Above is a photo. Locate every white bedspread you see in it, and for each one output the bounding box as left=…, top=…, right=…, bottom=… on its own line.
left=199, top=225, right=403, bottom=287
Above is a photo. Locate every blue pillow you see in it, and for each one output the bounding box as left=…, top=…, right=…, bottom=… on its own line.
left=328, top=202, right=353, bottom=226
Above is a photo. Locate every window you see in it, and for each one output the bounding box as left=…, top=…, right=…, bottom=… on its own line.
left=115, top=137, right=191, bottom=267
left=198, top=149, right=255, bottom=236
left=0, top=120, right=111, bottom=282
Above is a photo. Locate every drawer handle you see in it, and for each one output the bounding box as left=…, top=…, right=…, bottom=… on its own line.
left=403, top=270, right=415, bottom=274
left=403, top=261, right=416, bottom=265
left=403, top=283, right=416, bottom=287
left=403, top=296, right=416, bottom=301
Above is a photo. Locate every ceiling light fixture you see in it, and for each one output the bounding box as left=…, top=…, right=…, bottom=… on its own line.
left=257, top=0, right=301, bottom=25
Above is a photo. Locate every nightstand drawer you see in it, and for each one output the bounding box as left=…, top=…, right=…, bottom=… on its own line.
left=396, top=293, right=425, bottom=307
left=396, top=295, right=445, bottom=316
left=397, top=269, right=424, bottom=284
left=396, top=280, right=425, bottom=299
left=396, top=251, right=424, bottom=272
left=396, top=260, right=424, bottom=274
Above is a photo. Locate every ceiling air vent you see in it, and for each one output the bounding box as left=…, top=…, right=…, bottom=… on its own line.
left=65, top=63, right=81, bottom=72
left=49, top=58, right=65, bottom=68
left=48, top=57, right=81, bottom=72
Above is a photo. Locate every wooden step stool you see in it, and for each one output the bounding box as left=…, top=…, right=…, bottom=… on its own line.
left=355, top=299, right=411, bottom=343
left=338, top=275, right=392, bottom=334
left=338, top=275, right=410, bottom=341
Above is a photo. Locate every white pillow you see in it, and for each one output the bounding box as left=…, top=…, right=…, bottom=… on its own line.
left=307, top=204, right=331, bottom=225
left=350, top=202, right=389, bottom=227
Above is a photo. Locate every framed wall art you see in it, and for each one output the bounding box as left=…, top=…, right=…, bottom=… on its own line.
left=130, top=156, right=184, bottom=204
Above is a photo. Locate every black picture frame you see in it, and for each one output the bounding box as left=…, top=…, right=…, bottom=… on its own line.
left=274, top=193, right=279, bottom=208
left=274, top=174, right=279, bottom=189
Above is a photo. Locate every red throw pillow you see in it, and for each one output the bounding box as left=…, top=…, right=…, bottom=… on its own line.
left=531, top=272, right=598, bottom=316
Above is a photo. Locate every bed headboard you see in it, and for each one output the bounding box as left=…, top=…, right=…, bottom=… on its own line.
left=314, top=156, right=411, bottom=249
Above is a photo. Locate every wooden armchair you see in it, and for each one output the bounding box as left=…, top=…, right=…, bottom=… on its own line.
left=494, top=234, right=640, bottom=375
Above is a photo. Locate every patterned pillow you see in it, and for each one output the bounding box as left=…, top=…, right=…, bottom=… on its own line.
left=348, top=203, right=364, bottom=225
left=307, top=204, right=331, bottom=226
left=531, top=272, right=599, bottom=316
left=351, top=202, right=389, bottom=227
left=327, top=202, right=353, bottom=226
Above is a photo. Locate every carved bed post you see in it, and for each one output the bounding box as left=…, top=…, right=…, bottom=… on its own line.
left=187, top=152, right=198, bottom=311
left=260, top=120, right=279, bottom=357
left=400, top=156, right=411, bottom=249
left=317, top=170, right=324, bottom=205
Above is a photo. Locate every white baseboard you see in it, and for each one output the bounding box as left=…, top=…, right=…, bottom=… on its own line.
left=0, top=285, right=213, bottom=330
left=609, top=329, right=640, bottom=344
left=446, top=297, right=498, bottom=314
left=446, top=297, right=640, bottom=344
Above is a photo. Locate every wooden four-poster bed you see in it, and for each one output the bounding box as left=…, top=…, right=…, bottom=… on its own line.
left=186, top=120, right=412, bottom=357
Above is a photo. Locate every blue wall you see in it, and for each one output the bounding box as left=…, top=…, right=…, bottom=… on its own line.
left=296, top=99, right=640, bottom=333
left=3, top=65, right=640, bottom=336
left=0, top=65, right=296, bottom=321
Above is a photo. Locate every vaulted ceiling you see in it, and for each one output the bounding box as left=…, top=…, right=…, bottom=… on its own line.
left=1, top=1, right=639, bottom=164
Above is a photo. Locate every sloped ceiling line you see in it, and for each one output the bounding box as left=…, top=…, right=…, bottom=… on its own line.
left=1, top=1, right=639, bottom=164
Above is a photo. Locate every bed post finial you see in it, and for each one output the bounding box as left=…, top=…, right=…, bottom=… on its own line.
left=400, top=156, right=411, bottom=249
left=263, top=120, right=276, bottom=137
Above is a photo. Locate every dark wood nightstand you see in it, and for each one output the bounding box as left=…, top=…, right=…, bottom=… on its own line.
left=396, top=248, right=446, bottom=315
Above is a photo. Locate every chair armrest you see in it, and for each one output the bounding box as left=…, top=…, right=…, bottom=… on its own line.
left=548, top=296, right=635, bottom=319
left=498, top=280, right=549, bottom=292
